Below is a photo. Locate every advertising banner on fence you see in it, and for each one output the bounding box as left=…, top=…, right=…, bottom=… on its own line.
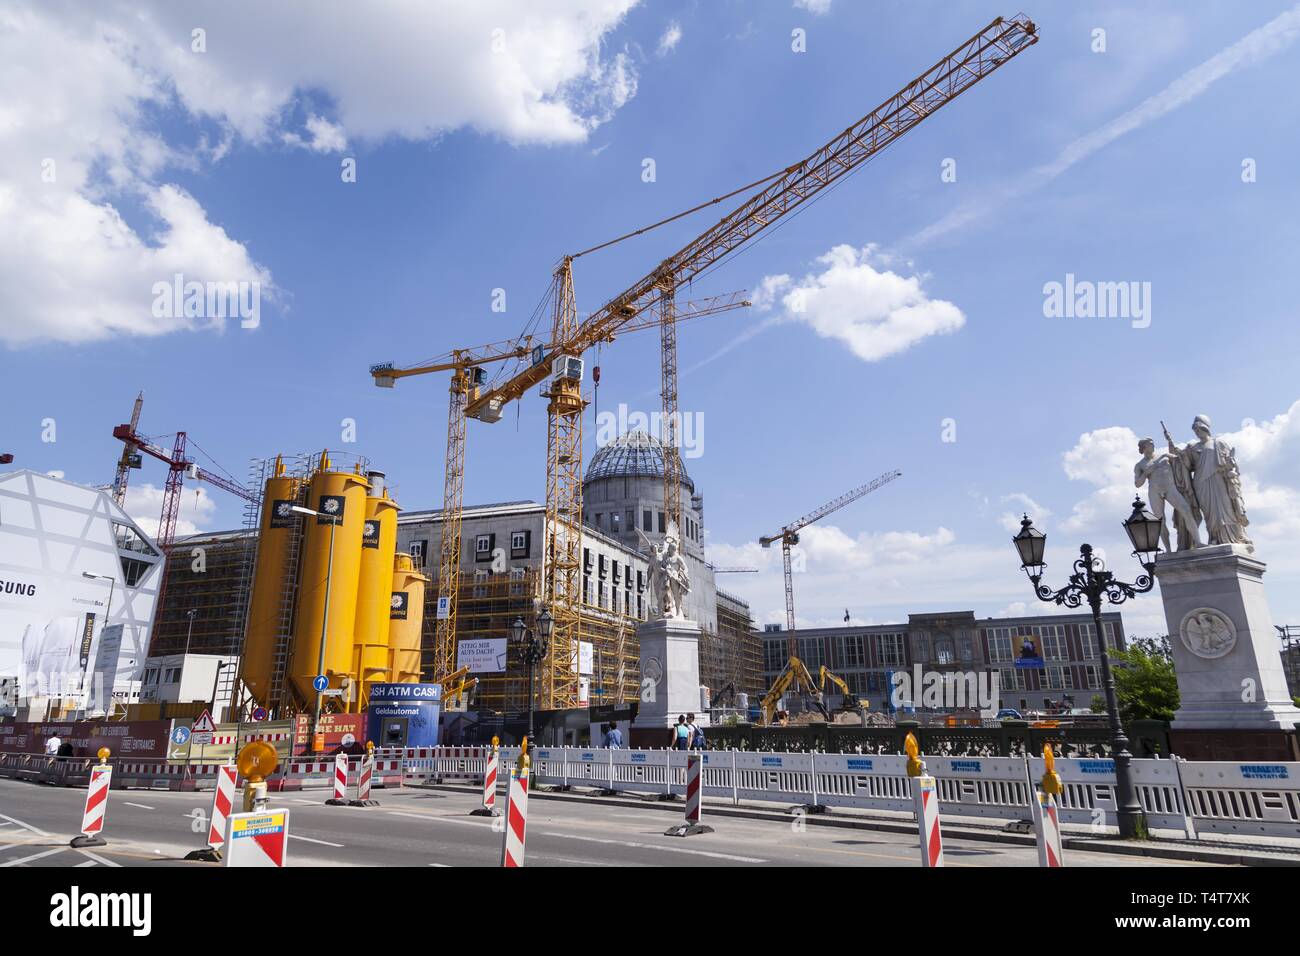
left=0, top=719, right=174, bottom=758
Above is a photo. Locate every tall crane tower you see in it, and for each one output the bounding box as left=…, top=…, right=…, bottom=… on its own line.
left=388, top=15, right=1037, bottom=710
left=760, top=470, right=902, bottom=657
left=111, top=392, right=145, bottom=507
left=370, top=295, right=746, bottom=685
left=110, top=420, right=259, bottom=630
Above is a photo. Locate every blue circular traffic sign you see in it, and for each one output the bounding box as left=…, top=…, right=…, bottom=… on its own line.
left=312, top=675, right=328, bottom=692
left=252, top=706, right=268, bottom=721
left=171, top=726, right=191, bottom=745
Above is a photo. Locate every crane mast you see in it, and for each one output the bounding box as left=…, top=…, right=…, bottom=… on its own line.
left=760, top=470, right=902, bottom=657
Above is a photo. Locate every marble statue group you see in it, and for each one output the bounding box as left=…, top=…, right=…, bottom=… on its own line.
left=637, top=520, right=692, bottom=620
left=1134, top=414, right=1252, bottom=553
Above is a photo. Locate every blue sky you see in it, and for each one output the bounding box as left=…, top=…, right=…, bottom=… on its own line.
left=4, top=0, right=1300, bottom=637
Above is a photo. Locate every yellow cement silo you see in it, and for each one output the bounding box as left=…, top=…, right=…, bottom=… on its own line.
left=389, top=552, right=428, bottom=684
left=240, top=456, right=301, bottom=710
left=352, top=472, right=399, bottom=709
left=289, top=454, right=369, bottom=707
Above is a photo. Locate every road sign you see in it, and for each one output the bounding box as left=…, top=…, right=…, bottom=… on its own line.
left=224, top=808, right=290, bottom=868
left=191, top=709, right=216, bottom=746
left=171, top=726, right=191, bottom=746
left=312, top=675, right=328, bottom=692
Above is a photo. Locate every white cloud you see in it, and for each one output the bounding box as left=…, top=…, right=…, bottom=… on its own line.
left=999, top=493, right=1050, bottom=533
left=123, top=482, right=217, bottom=539
left=753, top=244, right=965, bottom=362
left=1, top=0, right=640, bottom=347
left=657, top=20, right=682, bottom=56
left=907, top=3, right=1300, bottom=246
left=794, top=0, right=833, bottom=15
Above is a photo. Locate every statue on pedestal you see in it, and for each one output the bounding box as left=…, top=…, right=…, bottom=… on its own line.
left=1134, top=437, right=1201, bottom=551
left=637, top=521, right=691, bottom=620
left=1162, top=415, right=1252, bottom=552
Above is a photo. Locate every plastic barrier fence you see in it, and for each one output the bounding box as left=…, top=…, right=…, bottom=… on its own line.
left=1174, top=761, right=1300, bottom=839
left=1027, top=756, right=1190, bottom=832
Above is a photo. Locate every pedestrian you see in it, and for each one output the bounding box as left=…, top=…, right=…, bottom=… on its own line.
left=672, top=715, right=690, bottom=750
left=685, top=713, right=700, bottom=750
left=603, top=722, right=623, bottom=749
left=44, top=734, right=61, bottom=757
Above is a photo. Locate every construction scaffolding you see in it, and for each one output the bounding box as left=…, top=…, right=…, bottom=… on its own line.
left=149, top=530, right=255, bottom=659
left=425, top=566, right=640, bottom=715
left=712, top=589, right=763, bottom=702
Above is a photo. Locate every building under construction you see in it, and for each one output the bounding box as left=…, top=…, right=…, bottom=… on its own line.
left=152, top=435, right=758, bottom=723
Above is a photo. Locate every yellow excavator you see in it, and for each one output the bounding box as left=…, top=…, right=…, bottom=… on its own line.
left=818, top=666, right=868, bottom=718
left=760, top=657, right=831, bottom=725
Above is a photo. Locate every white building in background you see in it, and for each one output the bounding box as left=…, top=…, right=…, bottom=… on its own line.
left=139, top=652, right=238, bottom=714
left=0, top=470, right=163, bottom=718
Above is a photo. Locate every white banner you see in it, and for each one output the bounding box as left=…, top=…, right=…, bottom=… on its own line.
left=457, top=638, right=507, bottom=673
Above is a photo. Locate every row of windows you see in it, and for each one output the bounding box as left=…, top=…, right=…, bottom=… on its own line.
left=581, top=576, right=645, bottom=618
left=985, top=622, right=1117, bottom=663
left=762, top=633, right=906, bottom=673
left=587, top=508, right=703, bottom=543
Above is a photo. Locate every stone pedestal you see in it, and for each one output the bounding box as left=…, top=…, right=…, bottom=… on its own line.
left=1155, top=544, right=1300, bottom=756
left=630, top=617, right=708, bottom=748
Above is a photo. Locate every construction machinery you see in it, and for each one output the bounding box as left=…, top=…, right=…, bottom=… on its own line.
left=760, top=656, right=829, bottom=725
left=760, top=471, right=901, bottom=659
left=110, top=391, right=145, bottom=507
left=819, top=665, right=866, bottom=715
left=379, top=16, right=1037, bottom=711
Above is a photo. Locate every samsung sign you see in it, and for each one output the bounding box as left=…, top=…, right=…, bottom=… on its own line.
left=0, top=578, right=39, bottom=598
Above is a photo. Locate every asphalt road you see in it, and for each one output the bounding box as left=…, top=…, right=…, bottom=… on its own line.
left=0, top=777, right=1217, bottom=868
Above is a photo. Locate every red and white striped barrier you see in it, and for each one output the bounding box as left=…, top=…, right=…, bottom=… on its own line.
left=208, top=765, right=238, bottom=848
left=911, top=775, right=944, bottom=868
left=500, top=765, right=529, bottom=868
left=1035, top=791, right=1064, bottom=867
left=71, top=765, right=113, bottom=847
left=350, top=752, right=379, bottom=806
left=326, top=753, right=349, bottom=805
left=665, top=752, right=713, bottom=837
left=472, top=747, right=500, bottom=816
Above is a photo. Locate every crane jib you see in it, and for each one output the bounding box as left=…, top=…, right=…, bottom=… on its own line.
left=464, top=15, right=1036, bottom=422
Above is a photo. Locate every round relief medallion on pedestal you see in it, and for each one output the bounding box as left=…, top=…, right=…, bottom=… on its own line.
left=643, top=656, right=663, bottom=685
left=1178, top=607, right=1237, bottom=659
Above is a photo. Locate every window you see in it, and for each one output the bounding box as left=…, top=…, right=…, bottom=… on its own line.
left=935, top=638, right=955, bottom=665
left=474, top=534, right=494, bottom=562
left=798, top=638, right=824, bottom=671
left=583, top=548, right=593, bottom=573
left=409, top=540, right=428, bottom=568
left=510, top=530, right=530, bottom=557
left=1040, top=625, right=1068, bottom=661
left=1045, top=665, right=1073, bottom=690
left=764, top=641, right=786, bottom=674
left=144, top=668, right=158, bottom=685
left=595, top=512, right=603, bottom=528
left=878, top=633, right=906, bottom=667
left=626, top=509, right=635, bottom=534
left=610, top=512, right=621, bottom=533
left=644, top=509, right=653, bottom=532
left=636, top=570, right=645, bottom=592
left=598, top=554, right=608, bottom=578
left=959, top=635, right=973, bottom=662
left=986, top=627, right=1014, bottom=663
left=166, top=668, right=181, bottom=683
left=1079, top=624, right=1099, bottom=660
left=583, top=576, right=590, bottom=604
left=637, top=595, right=643, bottom=619
left=612, top=561, right=621, bottom=584
left=1084, top=665, right=1101, bottom=689
left=837, top=634, right=865, bottom=670
left=915, top=634, right=930, bottom=661
left=999, top=667, right=1023, bottom=692
left=598, top=582, right=606, bottom=609
left=658, top=511, right=665, bottom=533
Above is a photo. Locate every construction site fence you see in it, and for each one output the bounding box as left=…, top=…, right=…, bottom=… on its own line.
left=700, top=719, right=1173, bottom=759
left=7, top=746, right=1298, bottom=841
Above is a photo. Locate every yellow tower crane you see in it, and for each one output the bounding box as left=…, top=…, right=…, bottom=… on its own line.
left=379, top=15, right=1038, bottom=709
left=760, top=471, right=902, bottom=659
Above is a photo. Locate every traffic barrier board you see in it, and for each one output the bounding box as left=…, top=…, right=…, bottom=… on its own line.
left=224, top=808, right=290, bottom=867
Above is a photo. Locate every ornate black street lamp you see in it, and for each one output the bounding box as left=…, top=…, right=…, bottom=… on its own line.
left=1012, top=496, right=1163, bottom=839
left=511, top=608, right=554, bottom=744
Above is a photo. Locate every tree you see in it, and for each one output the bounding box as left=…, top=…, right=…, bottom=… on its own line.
left=1101, top=635, right=1180, bottom=724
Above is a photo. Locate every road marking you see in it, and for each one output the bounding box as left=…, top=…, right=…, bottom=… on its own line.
left=74, top=861, right=96, bottom=867
left=389, top=812, right=491, bottom=828
left=292, top=799, right=320, bottom=805
left=538, top=830, right=766, bottom=863
left=289, top=834, right=345, bottom=847
left=0, top=822, right=12, bottom=828
left=2, top=847, right=67, bottom=866
left=428, top=863, right=451, bottom=867
left=0, top=813, right=50, bottom=837
left=75, top=849, right=121, bottom=868
left=123, top=802, right=155, bottom=811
